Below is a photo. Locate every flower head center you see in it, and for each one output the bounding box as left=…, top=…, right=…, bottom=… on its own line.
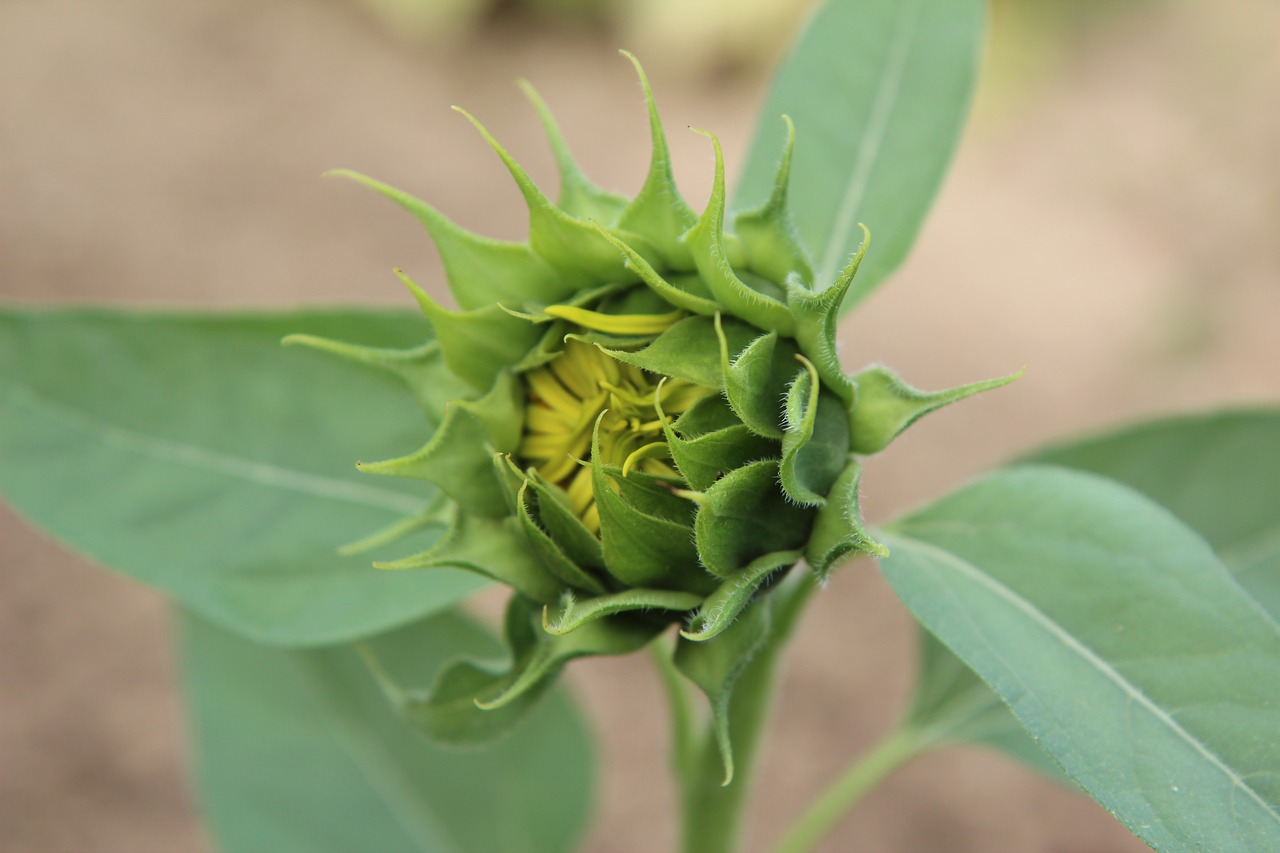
left=517, top=337, right=710, bottom=534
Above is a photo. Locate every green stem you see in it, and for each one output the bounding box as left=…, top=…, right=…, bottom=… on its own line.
left=652, top=638, right=699, bottom=783
left=772, top=726, right=926, bottom=853
left=678, top=573, right=819, bottom=853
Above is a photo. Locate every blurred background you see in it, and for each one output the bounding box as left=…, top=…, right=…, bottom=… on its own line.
left=2, top=0, right=1277, bottom=850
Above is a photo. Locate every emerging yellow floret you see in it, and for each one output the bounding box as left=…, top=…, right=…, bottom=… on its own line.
left=518, top=336, right=711, bottom=533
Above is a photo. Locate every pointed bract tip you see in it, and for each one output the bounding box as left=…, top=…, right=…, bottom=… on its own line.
left=451, top=104, right=478, bottom=125
left=321, top=167, right=377, bottom=186
left=985, top=365, right=1028, bottom=388
left=690, top=126, right=727, bottom=201
left=393, top=268, right=436, bottom=315
left=830, top=224, right=872, bottom=292
left=516, top=78, right=553, bottom=119
left=619, top=49, right=647, bottom=81
left=689, top=126, right=716, bottom=143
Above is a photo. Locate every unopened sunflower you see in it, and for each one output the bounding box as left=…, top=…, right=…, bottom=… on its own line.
left=287, top=54, right=1014, bottom=780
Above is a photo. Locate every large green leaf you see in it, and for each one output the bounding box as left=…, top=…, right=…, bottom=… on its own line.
left=903, top=630, right=1067, bottom=782
left=0, top=308, right=485, bottom=646
left=181, top=607, right=594, bottom=853
left=732, top=0, right=985, bottom=307
left=1030, top=408, right=1280, bottom=617
left=880, top=466, right=1280, bottom=853
left=907, top=409, right=1280, bottom=775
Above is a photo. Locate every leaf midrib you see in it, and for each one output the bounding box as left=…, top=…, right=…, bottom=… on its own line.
left=882, top=530, right=1280, bottom=828
left=2, top=381, right=424, bottom=515
left=294, top=654, right=464, bottom=853
left=816, top=0, right=921, bottom=284
left=901, top=516, right=1280, bottom=618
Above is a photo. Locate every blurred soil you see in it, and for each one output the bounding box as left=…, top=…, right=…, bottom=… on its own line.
left=1, top=0, right=1277, bottom=850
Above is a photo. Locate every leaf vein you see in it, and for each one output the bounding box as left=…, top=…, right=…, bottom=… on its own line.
left=817, top=0, right=921, bottom=284
left=887, top=532, right=1280, bottom=827
left=3, top=382, right=424, bottom=515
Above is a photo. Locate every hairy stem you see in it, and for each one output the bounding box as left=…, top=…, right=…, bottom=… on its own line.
left=652, top=638, right=699, bottom=783
left=677, top=573, right=819, bottom=853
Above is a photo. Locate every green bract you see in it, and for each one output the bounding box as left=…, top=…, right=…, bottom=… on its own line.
left=288, top=55, right=1015, bottom=780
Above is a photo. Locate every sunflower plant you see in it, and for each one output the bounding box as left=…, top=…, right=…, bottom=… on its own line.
left=2, top=1, right=1278, bottom=852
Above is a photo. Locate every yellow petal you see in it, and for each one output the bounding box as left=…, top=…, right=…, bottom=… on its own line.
left=544, top=304, right=684, bottom=335
left=621, top=442, right=672, bottom=477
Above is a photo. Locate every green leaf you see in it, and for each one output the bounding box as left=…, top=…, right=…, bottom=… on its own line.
left=358, top=369, right=522, bottom=518
left=603, top=467, right=694, bottom=525
left=0, top=308, right=484, bottom=646
left=491, top=452, right=527, bottom=514
left=732, top=115, right=815, bottom=288
left=544, top=587, right=704, bottom=635
left=674, top=600, right=772, bottom=785
left=280, top=336, right=471, bottom=426
left=398, top=271, right=542, bottom=393
left=512, top=320, right=571, bottom=373
left=594, top=476, right=703, bottom=591
left=477, top=600, right=663, bottom=711
left=904, top=631, right=1069, bottom=783
left=785, top=226, right=867, bottom=403
left=779, top=356, right=851, bottom=506
left=516, top=482, right=610, bottom=595
left=718, top=325, right=800, bottom=439
left=1029, top=408, right=1280, bottom=617
left=880, top=466, right=1280, bottom=853
left=686, top=131, right=794, bottom=335
left=456, top=107, right=658, bottom=286
left=376, top=508, right=564, bottom=605
left=614, top=51, right=699, bottom=270
left=596, top=315, right=757, bottom=390
left=181, top=607, right=594, bottom=853
left=385, top=596, right=558, bottom=744
left=694, top=460, right=811, bottom=578
left=591, top=418, right=706, bottom=592
left=325, top=169, right=574, bottom=310
left=594, top=226, right=719, bottom=316
left=803, top=460, right=885, bottom=576
left=664, top=421, right=778, bottom=494
left=672, top=392, right=743, bottom=437
left=907, top=409, right=1280, bottom=785
left=392, top=657, right=552, bottom=748
left=528, top=470, right=607, bottom=573
left=683, top=550, right=802, bottom=642
left=732, top=0, right=985, bottom=307
left=849, top=363, right=1021, bottom=455
left=517, top=80, right=629, bottom=224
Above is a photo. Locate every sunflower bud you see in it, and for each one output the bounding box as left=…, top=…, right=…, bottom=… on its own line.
left=288, top=54, right=1016, bottom=779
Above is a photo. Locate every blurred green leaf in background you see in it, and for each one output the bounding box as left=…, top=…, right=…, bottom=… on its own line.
left=183, top=608, right=594, bottom=852
left=0, top=309, right=483, bottom=646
